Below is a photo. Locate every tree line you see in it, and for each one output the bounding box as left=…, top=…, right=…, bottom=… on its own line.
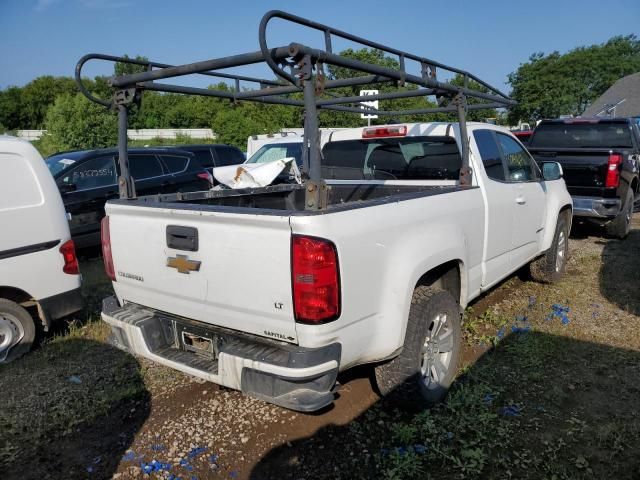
left=1, top=35, right=638, bottom=156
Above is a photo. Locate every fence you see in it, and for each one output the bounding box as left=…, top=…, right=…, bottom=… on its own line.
left=14, top=128, right=216, bottom=141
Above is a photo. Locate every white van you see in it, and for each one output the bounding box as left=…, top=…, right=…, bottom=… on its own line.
left=0, top=136, right=83, bottom=363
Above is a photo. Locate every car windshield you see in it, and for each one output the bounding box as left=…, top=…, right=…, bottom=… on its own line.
left=529, top=123, right=633, bottom=148
left=45, top=151, right=86, bottom=176
left=245, top=142, right=302, bottom=165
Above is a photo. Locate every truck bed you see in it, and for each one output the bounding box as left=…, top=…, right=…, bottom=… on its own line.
left=115, top=182, right=467, bottom=214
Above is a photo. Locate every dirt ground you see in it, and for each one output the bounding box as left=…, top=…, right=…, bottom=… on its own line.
left=1, top=216, right=639, bottom=480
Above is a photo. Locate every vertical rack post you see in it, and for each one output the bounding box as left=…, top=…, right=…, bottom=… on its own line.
left=117, top=104, right=135, bottom=199
left=455, top=93, right=472, bottom=187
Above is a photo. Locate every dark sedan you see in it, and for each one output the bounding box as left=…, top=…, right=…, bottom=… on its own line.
left=45, top=147, right=212, bottom=247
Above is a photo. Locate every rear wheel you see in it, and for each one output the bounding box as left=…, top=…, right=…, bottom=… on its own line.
left=373, top=287, right=462, bottom=406
left=606, top=188, right=634, bottom=239
left=0, top=299, right=36, bottom=363
left=529, top=212, right=570, bottom=283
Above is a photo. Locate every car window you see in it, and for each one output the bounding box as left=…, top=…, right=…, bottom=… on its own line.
left=160, top=155, right=189, bottom=174
left=215, top=146, right=245, bottom=167
left=321, top=136, right=461, bottom=180
left=191, top=150, right=214, bottom=169
left=245, top=143, right=303, bottom=165
left=496, top=133, right=538, bottom=182
left=59, top=156, right=117, bottom=190
left=128, top=154, right=164, bottom=180
left=473, top=130, right=505, bottom=181
left=529, top=122, right=633, bottom=148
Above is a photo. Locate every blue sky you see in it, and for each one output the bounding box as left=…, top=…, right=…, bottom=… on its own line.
left=0, top=0, right=638, bottom=92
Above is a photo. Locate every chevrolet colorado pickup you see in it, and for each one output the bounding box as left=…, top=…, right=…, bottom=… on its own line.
left=528, top=117, right=640, bottom=238
left=99, top=122, right=571, bottom=411
left=76, top=10, right=573, bottom=411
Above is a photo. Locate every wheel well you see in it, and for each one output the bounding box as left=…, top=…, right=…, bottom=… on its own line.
left=0, top=286, right=47, bottom=330
left=0, top=286, right=32, bottom=304
left=415, top=260, right=462, bottom=304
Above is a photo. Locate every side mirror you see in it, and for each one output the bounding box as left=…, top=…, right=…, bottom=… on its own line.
left=59, top=183, right=77, bottom=193
left=542, top=162, right=563, bottom=181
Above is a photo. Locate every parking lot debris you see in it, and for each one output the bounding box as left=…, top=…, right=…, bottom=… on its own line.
left=380, top=444, right=428, bottom=457
left=482, top=393, right=496, bottom=405
left=187, top=446, right=207, bottom=458
left=122, top=451, right=136, bottom=462
left=414, top=444, right=428, bottom=454
left=511, top=315, right=532, bottom=334
left=140, top=460, right=172, bottom=474
left=179, top=459, right=194, bottom=471
left=546, top=304, right=571, bottom=325
left=499, top=404, right=522, bottom=417
left=68, top=375, right=82, bottom=384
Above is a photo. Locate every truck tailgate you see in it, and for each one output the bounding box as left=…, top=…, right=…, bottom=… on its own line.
left=532, top=148, right=610, bottom=196
left=106, top=202, right=298, bottom=343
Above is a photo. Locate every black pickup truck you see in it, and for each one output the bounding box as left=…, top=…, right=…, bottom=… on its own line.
left=528, top=117, right=640, bottom=238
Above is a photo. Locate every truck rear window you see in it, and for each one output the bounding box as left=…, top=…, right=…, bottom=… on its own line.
left=321, top=136, right=461, bottom=180
left=530, top=123, right=633, bottom=149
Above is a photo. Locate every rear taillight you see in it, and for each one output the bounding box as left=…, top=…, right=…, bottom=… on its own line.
left=606, top=153, right=623, bottom=188
left=362, top=125, right=407, bottom=139
left=59, top=239, right=79, bottom=275
left=197, top=171, right=214, bottom=186
left=292, top=235, right=340, bottom=324
left=101, top=216, right=116, bottom=281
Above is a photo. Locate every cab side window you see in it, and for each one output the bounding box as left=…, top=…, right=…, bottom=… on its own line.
left=473, top=129, right=505, bottom=181
left=59, top=156, right=117, bottom=190
left=495, top=133, right=539, bottom=182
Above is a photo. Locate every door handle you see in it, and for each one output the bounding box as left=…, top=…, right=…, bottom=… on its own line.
left=515, top=196, right=526, bottom=205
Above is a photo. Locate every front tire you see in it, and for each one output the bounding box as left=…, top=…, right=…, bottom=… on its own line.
left=529, top=211, right=570, bottom=283
left=0, top=299, right=36, bottom=363
left=606, top=188, right=634, bottom=239
left=373, top=287, right=462, bottom=406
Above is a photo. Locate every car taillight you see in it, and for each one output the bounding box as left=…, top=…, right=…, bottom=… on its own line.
left=606, top=153, right=623, bottom=188
left=292, top=235, right=340, bottom=324
left=59, top=239, right=79, bottom=275
left=197, top=171, right=214, bottom=185
left=101, top=216, right=116, bottom=281
left=362, top=125, right=407, bottom=138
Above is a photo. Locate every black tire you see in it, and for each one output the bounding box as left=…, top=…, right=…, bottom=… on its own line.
left=529, top=212, right=570, bottom=284
left=0, top=299, right=36, bottom=363
left=373, top=287, right=462, bottom=406
left=606, top=188, right=634, bottom=239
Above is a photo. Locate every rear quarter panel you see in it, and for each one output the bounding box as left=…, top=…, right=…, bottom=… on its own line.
left=291, top=188, right=485, bottom=368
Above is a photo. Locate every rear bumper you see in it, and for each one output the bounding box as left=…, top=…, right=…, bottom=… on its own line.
left=571, top=195, right=621, bottom=219
left=101, top=296, right=340, bottom=412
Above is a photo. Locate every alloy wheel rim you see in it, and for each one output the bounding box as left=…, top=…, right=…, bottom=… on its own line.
left=0, top=313, right=23, bottom=362
left=555, top=229, right=566, bottom=272
left=420, top=313, right=454, bottom=389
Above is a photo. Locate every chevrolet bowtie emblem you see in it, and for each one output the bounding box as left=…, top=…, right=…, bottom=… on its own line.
left=167, top=254, right=201, bottom=274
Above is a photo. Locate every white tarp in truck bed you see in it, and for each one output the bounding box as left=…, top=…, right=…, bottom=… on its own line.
left=213, top=158, right=301, bottom=189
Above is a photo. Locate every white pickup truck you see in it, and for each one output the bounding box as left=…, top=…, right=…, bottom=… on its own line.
left=79, top=10, right=572, bottom=411
left=100, top=122, right=572, bottom=411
